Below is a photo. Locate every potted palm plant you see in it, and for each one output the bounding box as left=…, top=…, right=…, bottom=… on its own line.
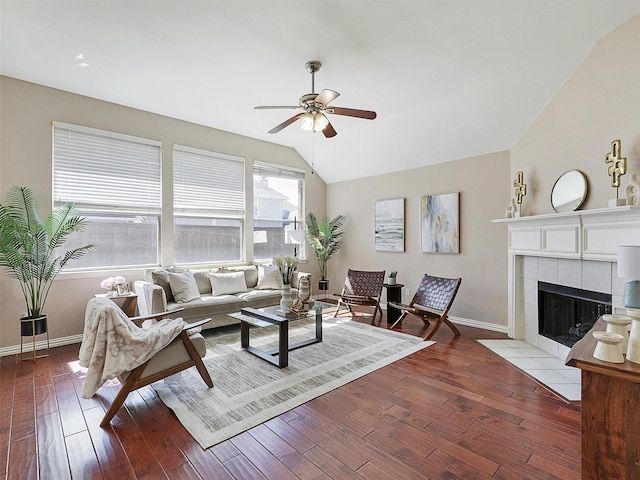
left=0, top=186, right=94, bottom=337
left=305, top=212, right=345, bottom=292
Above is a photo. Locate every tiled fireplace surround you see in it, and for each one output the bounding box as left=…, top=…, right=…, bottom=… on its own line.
left=495, top=206, right=640, bottom=358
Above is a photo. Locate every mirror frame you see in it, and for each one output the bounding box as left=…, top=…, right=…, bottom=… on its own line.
left=551, top=170, right=588, bottom=213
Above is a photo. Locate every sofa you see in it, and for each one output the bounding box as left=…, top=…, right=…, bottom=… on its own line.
left=134, top=264, right=310, bottom=329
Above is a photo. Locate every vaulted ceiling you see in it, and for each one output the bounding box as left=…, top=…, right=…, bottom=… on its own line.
left=1, top=1, right=638, bottom=183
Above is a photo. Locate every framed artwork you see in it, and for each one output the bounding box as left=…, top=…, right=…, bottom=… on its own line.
left=374, top=198, right=405, bottom=252
left=420, top=192, right=459, bottom=254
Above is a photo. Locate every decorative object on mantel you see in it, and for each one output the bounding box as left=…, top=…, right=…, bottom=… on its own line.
left=605, top=139, right=627, bottom=207
left=550, top=170, right=588, bottom=213
left=624, top=309, right=640, bottom=364
left=513, top=171, right=527, bottom=217
left=592, top=331, right=625, bottom=363
left=504, top=198, right=517, bottom=218
left=625, top=173, right=640, bottom=206
left=617, top=245, right=640, bottom=308
left=603, top=314, right=632, bottom=354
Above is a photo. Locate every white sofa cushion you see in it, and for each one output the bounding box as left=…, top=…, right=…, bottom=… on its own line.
left=256, top=264, right=282, bottom=290
left=209, top=271, right=248, bottom=296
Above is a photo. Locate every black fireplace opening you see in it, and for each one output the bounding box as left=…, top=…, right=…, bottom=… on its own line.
left=538, top=282, right=612, bottom=348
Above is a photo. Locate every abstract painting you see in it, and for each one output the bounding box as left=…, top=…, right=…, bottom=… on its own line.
left=375, top=198, right=404, bottom=252
left=420, top=192, right=459, bottom=254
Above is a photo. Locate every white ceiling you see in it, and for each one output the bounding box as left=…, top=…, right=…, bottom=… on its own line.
left=1, top=1, right=639, bottom=183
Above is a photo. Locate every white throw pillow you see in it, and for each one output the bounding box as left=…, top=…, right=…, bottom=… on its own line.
left=167, top=270, right=200, bottom=303
left=256, top=264, right=282, bottom=290
left=209, top=271, right=248, bottom=296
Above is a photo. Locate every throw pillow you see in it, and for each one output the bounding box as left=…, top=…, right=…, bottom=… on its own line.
left=151, top=267, right=178, bottom=303
left=209, top=271, right=248, bottom=296
left=256, top=264, right=282, bottom=290
left=168, top=270, right=200, bottom=303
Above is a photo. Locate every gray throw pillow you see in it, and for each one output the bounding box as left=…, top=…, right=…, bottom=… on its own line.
left=168, top=270, right=200, bottom=303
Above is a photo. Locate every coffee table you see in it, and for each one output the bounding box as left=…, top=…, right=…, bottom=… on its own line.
left=229, top=306, right=322, bottom=368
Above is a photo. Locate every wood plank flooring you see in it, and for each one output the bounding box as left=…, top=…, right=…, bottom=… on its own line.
left=0, top=308, right=581, bottom=479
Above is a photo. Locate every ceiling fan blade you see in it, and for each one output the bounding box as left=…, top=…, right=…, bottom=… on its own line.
left=322, top=121, right=337, bottom=138
left=314, top=89, right=340, bottom=106
left=255, top=105, right=301, bottom=110
left=268, top=113, right=304, bottom=134
left=329, top=106, right=377, bottom=120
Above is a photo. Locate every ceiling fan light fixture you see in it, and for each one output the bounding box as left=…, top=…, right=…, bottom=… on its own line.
left=300, top=112, right=316, bottom=131
left=314, top=113, right=329, bottom=131
left=300, top=112, right=328, bottom=132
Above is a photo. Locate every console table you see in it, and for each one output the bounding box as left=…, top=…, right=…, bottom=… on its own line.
left=565, top=317, right=640, bottom=479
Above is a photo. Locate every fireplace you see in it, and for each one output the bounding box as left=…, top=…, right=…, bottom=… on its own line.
left=538, top=282, right=612, bottom=348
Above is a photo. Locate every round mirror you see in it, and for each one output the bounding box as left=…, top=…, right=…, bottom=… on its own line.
left=551, top=170, right=588, bottom=213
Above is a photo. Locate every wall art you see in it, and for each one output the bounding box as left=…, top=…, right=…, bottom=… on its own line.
left=374, top=198, right=404, bottom=252
left=420, top=192, right=459, bottom=254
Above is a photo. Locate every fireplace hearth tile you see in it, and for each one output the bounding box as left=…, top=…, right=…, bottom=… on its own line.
left=477, top=339, right=580, bottom=401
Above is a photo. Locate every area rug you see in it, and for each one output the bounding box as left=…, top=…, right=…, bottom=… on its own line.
left=153, top=316, right=434, bottom=449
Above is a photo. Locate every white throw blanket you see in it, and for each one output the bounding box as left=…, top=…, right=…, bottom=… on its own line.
left=79, top=297, right=185, bottom=399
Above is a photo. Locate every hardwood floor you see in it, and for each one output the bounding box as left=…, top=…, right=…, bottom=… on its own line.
left=1, top=309, right=581, bottom=479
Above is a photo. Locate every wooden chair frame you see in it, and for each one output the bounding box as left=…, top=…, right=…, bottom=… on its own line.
left=100, top=308, right=213, bottom=427
left=388, top=274, right=462, bottom=340
left=334, top=269, right=385, bottom=323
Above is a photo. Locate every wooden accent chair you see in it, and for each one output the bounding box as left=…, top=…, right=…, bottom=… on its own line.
left=388, top=273, right=462, bottom=340
left=334, top=269, right=386, bottom=323
left=80, top=298, right=214, bottom=427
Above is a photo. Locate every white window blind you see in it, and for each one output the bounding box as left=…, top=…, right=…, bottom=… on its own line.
left=253, top=163, right=305, bottom=181
left=53, top=123, right=161, bottom=213
left=173, top=145, right=245, bottom=216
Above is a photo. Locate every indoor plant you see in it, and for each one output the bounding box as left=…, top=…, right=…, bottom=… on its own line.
left=388, top=271, right=397, bottom=285
left=305, top=212, right=345, bottom=291
left=274, top=255, right=299, bottom=311
left=0, top=186, right=94, bottom=335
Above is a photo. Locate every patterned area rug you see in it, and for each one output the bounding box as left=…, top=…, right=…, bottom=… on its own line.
left=153, top=316, right=434, bottom=449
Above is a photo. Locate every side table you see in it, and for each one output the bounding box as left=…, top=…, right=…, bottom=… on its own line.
left=95, top=292, right=138, bottom=317
left=383, top=283, right=404, bottom=324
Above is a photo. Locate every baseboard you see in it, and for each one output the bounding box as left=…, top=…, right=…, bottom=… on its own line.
left=449, top=315, right=508, bottom=334
left=0, top=334, right=83, bottom=357
left=380, top=304, right=508, bottom=335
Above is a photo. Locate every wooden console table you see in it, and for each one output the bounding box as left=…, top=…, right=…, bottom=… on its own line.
left=566, top=317, right=640, bottom=479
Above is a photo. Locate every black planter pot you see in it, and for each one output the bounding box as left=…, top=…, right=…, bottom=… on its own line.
left=318, top=280, right=329, bottom=291
left=20, top=315, right=48, bottom=336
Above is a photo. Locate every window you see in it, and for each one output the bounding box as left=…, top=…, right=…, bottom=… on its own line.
left=253, top=163, right=305, bottom=260
left=173, top=145, right=245, bottom=265
left=53, top=123, right=162, bottom=269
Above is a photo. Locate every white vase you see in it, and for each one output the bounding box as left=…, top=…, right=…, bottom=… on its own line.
left=625, top=309, right=640, bottom=364
left=280, top=284, right=293, bottom=312
left=625, top=174, right=640, bottom=206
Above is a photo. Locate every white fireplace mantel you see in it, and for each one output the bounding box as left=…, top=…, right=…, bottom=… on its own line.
left=493, top=206, right=640, bottom=341
left=493, top=205, right=640, bottom=262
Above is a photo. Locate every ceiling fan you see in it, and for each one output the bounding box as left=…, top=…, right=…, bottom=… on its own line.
left=255, top=61, right=377, bottom=138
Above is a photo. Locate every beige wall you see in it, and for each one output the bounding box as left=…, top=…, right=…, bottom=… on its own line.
left=0, top=76, right=326, bottom=349
left=327, top=151, right=511, bottom=328
left=511, top=14, right=640, bottom=215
